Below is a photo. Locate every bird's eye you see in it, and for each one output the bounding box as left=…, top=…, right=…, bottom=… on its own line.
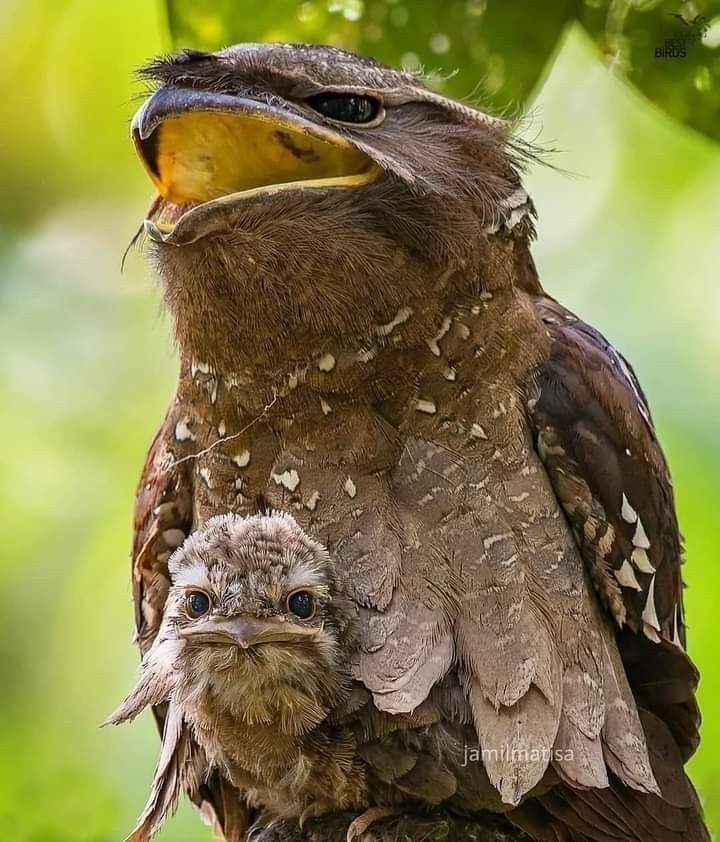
left=287, top=590, right=315, bottom=620
left=306, top=93, right=380, bottom=124
left=186, top=591, right=211, bottom=618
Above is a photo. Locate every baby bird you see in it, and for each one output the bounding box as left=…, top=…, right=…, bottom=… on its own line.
left=106, top=512, right=366, bottom=841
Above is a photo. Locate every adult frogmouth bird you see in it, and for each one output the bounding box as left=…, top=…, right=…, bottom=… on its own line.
left=125, top=42, right=708, bottom=841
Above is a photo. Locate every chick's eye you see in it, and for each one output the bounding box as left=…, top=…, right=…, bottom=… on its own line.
left=186, top=591, right=210, bottom=618
left=306, top=93, right=379, bottom=124
left=287, top=590, right=315, bottom=620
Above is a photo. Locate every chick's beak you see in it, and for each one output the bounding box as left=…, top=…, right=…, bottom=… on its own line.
left=180, top=615, right=321, bottom=649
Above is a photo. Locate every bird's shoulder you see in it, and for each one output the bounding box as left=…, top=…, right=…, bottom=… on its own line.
left=131, top=407, right=251, bottom=842
left=132, top=406, right=193, bottom=654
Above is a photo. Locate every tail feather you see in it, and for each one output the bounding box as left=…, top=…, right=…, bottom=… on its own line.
left=126, top=702, right=204, bottom=842
left=523, top=700, right=709, bottom=841
left=617, top=631, right=700, bottom=762
left=532, top=770, right=709, bottom=841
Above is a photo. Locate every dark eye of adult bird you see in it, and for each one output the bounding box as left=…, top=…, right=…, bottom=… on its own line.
left=287, top=590, right=315, bottom=619
left=305, top=92, right=379, bottom=123
left=186, top=591, right=210, bottom=618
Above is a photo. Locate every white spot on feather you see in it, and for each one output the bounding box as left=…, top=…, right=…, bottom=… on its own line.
left=233, top=450, right=251, bottom=468
left=633, top=517, right=651, bottom=549
left=377, top=306, right=413, bottom=336
left=509, top=491, right=529, bottom=503
left=470, top=423, right=488, bottom=439
left=175, top=418, right=194, bottom=442
left=643, top=622, right=661, bottom=643
left=621, top=493, right=637, bottom=523
left=317, top=353, right=336, bottom=372
left=344, top=477, right=357, bottom=498
left=272, top=469, right=300, bottom=492
left=415, top=398, right=437, bottom=415
left=320, top=398, right=332, bottom=415
left=191, top=360, right=211, bottom=376
left=615, top=560, right=642, bottom=591
left=427, top=316, right=452, bottom=356
left=673, top=606, right=683, bottom=649
left=199, top=467, right=213, bottom=488
left=218, top=420, right=226, bottom=437
left=483, top=532, right=511, bottom=549
left=631, top=547, right=654, bottom=573
left=506, top=207, right=528, bottom=230
left=305, top=490, right=320, bottom=511
left=641, top=574, right=661, bottom=631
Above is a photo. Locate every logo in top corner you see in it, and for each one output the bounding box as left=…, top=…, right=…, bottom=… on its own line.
left=655, top=11, right=710, bottom=59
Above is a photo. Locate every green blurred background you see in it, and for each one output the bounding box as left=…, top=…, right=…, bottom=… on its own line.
left=0, top=1, right=718, bottom=839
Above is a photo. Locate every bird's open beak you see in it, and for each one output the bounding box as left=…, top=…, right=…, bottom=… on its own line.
left=179, top=615, right=322, bottom=649
left=132, top=87, right=380, bottom=243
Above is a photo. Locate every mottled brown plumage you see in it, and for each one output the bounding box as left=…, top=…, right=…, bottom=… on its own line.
left=110, top=512, right=367, bottom=839
left=123, top=42, right=707, bottom=841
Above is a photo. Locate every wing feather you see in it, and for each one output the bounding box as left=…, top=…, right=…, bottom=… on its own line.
left=524, top=296, right=707, bottom=839
left=527, top=298, right=686, bottom=642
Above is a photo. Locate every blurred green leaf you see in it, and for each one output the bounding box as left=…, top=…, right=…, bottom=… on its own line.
left=0, top=0, right=163, bottom=226
left=165, top=0, right=575, bottom=110
left=164, top=0, right=720, bottom=141
left=578, top=0, right=720, bottom=145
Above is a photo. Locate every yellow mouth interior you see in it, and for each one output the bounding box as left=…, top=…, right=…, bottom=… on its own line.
left=143, top=110, right=378, bottom=207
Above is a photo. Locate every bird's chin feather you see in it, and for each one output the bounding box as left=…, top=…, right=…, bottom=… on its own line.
left=103, top=671, right=166, bottom=726
left=103, top=637, right=182, bottom=726
left=170, top=637, right=349, bottom=738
